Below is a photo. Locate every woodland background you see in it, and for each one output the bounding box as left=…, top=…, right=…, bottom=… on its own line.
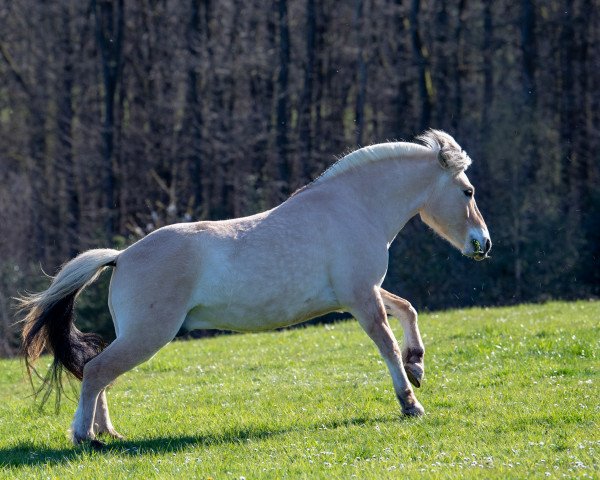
left=0, top=0, right=598, bottom=355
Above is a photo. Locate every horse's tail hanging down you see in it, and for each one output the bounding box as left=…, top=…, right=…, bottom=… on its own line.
left=18, top=248, right=120, bottom=407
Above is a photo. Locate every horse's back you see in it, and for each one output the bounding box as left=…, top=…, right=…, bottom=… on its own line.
left=108, top=187, right=387, bottom=333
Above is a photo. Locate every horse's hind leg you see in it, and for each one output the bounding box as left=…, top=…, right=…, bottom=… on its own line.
left=71, top=323, right=179, bottom=445
left=93, top=389, right=123, bottom=439
left=350, top=288, right=424, bottom=416
left=380, top=288, right=425, bottom=388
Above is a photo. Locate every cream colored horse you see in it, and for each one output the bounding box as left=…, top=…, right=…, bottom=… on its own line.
left=20, top=129, right=491, bottom=446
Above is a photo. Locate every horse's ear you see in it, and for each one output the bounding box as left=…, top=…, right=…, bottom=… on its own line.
left=437, top=149, right=450, bottom=169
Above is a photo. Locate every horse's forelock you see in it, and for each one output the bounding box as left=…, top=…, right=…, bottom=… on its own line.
left=416, top=129, right=472, bottom=173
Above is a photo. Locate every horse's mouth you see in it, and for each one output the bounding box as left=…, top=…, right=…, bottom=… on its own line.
left=462, top=250, right=488, bottom=261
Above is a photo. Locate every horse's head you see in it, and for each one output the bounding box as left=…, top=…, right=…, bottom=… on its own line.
left=417, top=130, right=491, bottom=261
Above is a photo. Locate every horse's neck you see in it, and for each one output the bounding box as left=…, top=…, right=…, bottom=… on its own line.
left=332, top=157, right=439, bottom=243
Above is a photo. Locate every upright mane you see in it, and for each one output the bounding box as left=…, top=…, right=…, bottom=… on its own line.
left=416, top=129, right=472, bottom=174
left=311, top=129, right=470, bottom=188
left=312, top=141, right=430, bottom=185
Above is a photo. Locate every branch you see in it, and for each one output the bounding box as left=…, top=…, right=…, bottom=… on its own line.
left=0, top=42, right=32, bottom=98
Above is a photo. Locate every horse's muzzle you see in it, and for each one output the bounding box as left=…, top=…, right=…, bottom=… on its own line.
left=469, top=237, right=492, bottom=261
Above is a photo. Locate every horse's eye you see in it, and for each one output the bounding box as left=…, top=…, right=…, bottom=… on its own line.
left=463, top=189, right=473, bottom=198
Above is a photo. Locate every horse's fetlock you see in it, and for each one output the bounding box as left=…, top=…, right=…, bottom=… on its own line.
left=396, top=388, right=415, bottom=408
left=405, top=346, right=425, bottom=364
left=71, top=429, right=95, bottom=445
left=397, top=389, right=424, bottom=416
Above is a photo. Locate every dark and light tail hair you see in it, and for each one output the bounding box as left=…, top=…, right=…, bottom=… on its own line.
left=17, top=248, right=120, bottom=409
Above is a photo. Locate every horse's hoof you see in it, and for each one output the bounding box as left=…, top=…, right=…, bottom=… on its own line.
left=72, top=430, right=106, bottom=448
left=73, top=436, right=106, bottom=449
left=90, top=439, right=106, bottom=450
left=89, top=439, right=107, bottom=450
left=404, top=363, right=424, bottom=388
left=72, top=432, right=88, bottom=446
left=402, top=401, right=425, bottom=417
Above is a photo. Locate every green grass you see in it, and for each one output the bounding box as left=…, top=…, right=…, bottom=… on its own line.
left=0, top=301, right=598, bottom=479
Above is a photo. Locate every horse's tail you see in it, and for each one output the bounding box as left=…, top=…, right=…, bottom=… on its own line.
left=17, top=248, right=120, bottom=408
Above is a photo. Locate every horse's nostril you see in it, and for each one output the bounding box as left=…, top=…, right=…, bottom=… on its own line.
left=484, top=238, right=492, bottom=254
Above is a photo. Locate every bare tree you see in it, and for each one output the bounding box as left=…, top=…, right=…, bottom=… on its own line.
left=0, top=0, right=599, bottom=354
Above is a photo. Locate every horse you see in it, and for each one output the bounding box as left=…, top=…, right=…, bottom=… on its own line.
left=19, top=129, right=491, bottom=447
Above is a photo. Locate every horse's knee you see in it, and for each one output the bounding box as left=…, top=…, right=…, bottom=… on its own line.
left=401, top=301, right=418, bottom=324
left=383, top=292, right=418, bottom=324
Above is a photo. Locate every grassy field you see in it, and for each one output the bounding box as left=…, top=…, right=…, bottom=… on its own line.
left=0, top=301, right=598, bottom=479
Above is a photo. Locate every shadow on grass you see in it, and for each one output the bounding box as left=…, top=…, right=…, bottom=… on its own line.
left=0, top=413, right=402, bottom=467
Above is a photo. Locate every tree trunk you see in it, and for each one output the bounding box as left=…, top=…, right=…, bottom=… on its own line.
left=29, top=104, right=47, bottom=263
left=451, top=0, right=466, bottom=133
left=185, top=0, right=204, bottom=216
left=481, top=1, right=494, bottom=137
left=392, top=0, right=411, bottom=137
left=434, top=0, right=449, bottom=126
left=58, top=3, right=79, bottom=257
left=559, top=1, right=577, bottom=216
left=298, top=0, right=316, bottom=182
left=354, top=0, right=368, bottom=146
left=313, top=0, right=326, bottom=162
left=276, top=0, right=290, bottom=197
left=93, top=0, right=124, bottom=241
left=409, top=0, right=431, bottom=132
left=521, top=0, right=537, bottom=109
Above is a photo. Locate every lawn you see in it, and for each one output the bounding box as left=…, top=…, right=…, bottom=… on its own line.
left=0, top=301, right=598, bottom=479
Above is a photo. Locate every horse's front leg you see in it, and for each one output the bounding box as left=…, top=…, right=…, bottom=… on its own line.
left=380, top=288, right=425, bottom=388
left=350, top=288, right=424, bottom=416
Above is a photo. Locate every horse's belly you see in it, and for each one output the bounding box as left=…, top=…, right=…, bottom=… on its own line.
left=182, top=283, right=340, bottom=332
